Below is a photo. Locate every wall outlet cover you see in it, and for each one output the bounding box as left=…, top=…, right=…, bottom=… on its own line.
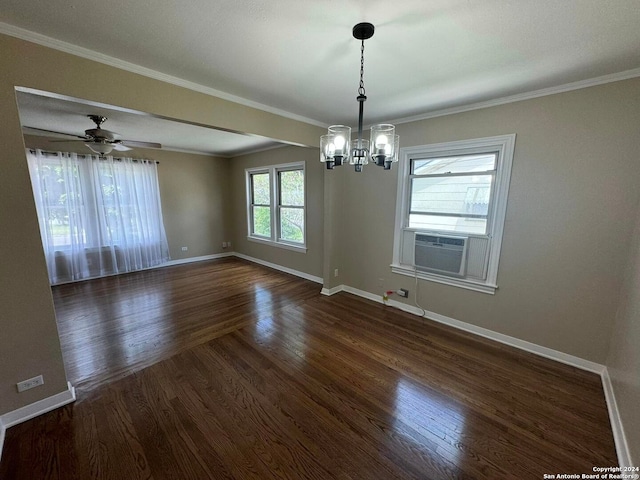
left=17, top=374, right=44, bottom=393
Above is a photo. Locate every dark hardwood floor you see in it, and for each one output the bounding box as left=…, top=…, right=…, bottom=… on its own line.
left=0, top=258, right=617, bottom=479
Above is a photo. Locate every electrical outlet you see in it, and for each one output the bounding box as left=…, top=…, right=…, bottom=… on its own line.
left=181, top=246, right=188, bottom=251
left=397, top=288, right=409, bottom=298
left=227, top=241, right=232, bottom=248
left=17, top=375, right=44, bottom=393
left=222, top=242, right=227, bottom=248
left=334, top=268, right=339, bottom=277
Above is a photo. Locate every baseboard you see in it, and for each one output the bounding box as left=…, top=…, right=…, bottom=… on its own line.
left=0, top=419, right=5, bottom=464
left=162, top=252, right=234, bottom=267
left=52, top=253, right=235, bottom=286
left=601, top=368, right=632, bottom=468
left=341, top=285, right=606, bottom=375
left=0, top=382, right=75, bottom=463
left=320, top=285, right=344, bottom=296
left=1, top=382, right=76, bottom=429
left=338, top=285, right=636, bottom=466
left=233, top=252, right=323, bottom=284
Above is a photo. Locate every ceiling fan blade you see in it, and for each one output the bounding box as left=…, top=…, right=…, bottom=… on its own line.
left=49, top=139, right=90, bottom=143
left=113, top=143, right=132, bottom=151
left=121, top=140, right=162, bottom=149
left=23, top=126, right=88, bottom=140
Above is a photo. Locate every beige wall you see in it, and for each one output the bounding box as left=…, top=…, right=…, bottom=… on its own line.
left=23, top=135, right=232, bottom=261
left=0, top=94, right=68, bottom=413
left=230, top=146, right=324, bottom=279
left=607, top=204, right=640, bottom=466
left=333, top=78, right=640, bottom=364
left=0, top=32, right=322, bottom=415
left=3, top=29, right=640, bottom=456
left=322, top=168, right=347, bottom=290
left=153, top=149, right=231, bottom=260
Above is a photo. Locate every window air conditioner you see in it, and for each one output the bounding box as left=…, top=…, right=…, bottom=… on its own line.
left=414, top=234, right=468, bottom=276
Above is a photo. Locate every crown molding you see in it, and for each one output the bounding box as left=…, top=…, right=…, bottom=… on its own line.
left=389, top=67, right=640, bottom=126
left=0, top=22, right=328, bottom=129
left=3, top=22, right=640, bottom=132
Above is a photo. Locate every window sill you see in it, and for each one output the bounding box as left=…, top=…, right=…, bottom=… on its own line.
left=390, top=263, right=497, bottom=295
left=247, top=236, right=307, bottom=253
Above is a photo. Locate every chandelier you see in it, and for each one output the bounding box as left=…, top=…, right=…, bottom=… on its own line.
left=321, top=22, right=399, bottom=172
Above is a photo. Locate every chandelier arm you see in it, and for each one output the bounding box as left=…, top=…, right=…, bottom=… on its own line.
left=356, top=38, right=367, bottom=154
left=357, top=95, right=365, bottom=149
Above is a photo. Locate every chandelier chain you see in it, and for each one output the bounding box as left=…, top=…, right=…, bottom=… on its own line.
left=358, top=39, right=366, bottom=96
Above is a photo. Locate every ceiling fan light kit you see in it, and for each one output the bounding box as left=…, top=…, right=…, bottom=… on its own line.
left=320, top=22, right=399, bottom=172
left=85, top=140, right=115, bottom=155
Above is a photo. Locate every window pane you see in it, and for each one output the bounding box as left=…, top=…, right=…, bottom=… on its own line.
left=412, top=154, right=496, bottom=175
left=252, top=206, right=271, bottom=236
left=37, top=161, right=87, bottom=247
left=280, top=207, right=304, bottom=243
left=252, top=173, right=270, bottom=204
left=411, top=175, right=492, bottom=216
left=409, top=214, right=487, bottom=235
left=279, top=170, right=304, bottom=206
left=48, top=207, right=72, bottom=246
left=44, top=207, right=87, bottom=247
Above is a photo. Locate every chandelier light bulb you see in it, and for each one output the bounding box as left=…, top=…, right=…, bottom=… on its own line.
left=375, top=134, right=389, bottom=150
left=334, top=135, right=346, bottom=150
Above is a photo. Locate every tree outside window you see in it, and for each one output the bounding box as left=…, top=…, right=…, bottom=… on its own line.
left=246, top=163, right=305, bottom=249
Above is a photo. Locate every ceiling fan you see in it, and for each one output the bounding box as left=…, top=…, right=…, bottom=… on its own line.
left=25, top=115, right=162, bottom=154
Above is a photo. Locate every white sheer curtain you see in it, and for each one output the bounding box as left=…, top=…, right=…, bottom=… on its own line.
left=27, top=149, right=170, bottom=284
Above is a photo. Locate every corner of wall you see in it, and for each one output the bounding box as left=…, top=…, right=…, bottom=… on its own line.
left=601, top=368, right=633, bottom=468
left=0, top=382, right=75, bottom=465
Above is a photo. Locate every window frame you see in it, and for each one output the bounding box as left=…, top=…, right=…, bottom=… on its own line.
left=246, top=161, right=307, bottom=252
left=248, top=168, right=272, bottom=239
left=392, top=134, right=516, bottom=294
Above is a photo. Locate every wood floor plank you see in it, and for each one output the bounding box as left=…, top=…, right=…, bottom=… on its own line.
left=0, top=258, right=618, bottom=479
left=163, top=357, right=268, bottom=480
left=214, top=333, right=402, bottom=479
left=217, top=332, right=462, bottom=480
left=309, top=294, right=615, bottom=466
left=233, top=315, right=473, bottom=479
left=249, top=304, right=570, bottom=477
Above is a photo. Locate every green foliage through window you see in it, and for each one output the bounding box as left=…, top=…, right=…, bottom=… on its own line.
left=248, top=165, right=305, bottom=245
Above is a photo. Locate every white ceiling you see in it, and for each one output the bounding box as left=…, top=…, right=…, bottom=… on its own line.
left=3, top=0, right=640, bottom=154
left=16, top=90, right=283, bottom=157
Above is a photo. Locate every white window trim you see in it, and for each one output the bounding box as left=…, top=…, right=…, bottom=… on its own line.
left=246, top=161, right=307, bottom=252
left=391, top=134, right=516, bottom=294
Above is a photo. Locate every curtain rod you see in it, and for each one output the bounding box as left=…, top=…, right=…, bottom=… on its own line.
left=27, top=149, right=160, bottom=164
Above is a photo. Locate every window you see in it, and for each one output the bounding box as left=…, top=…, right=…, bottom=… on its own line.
left=246, top=162, right=306, bottom=251
left=392, top=135, right=516, bottom=294
left=27, top=149, right=170, bottom=284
